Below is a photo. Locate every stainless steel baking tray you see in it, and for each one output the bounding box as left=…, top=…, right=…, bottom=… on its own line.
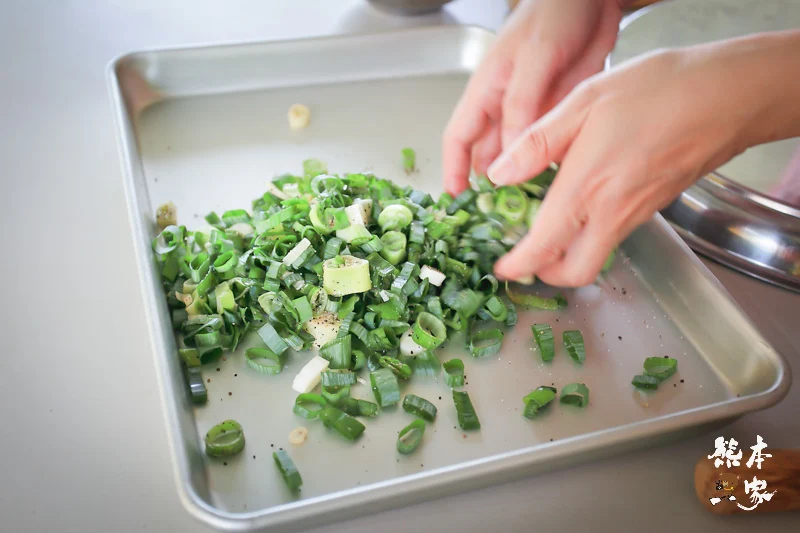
left=610, top=0, right=800, bottom=292
left=108, top=25, right=791, bottom=533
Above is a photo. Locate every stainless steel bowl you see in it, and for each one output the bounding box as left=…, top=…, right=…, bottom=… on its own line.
left=367, top=0, right=454, bottom=16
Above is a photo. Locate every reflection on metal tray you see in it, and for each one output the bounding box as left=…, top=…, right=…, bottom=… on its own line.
left=610, top=0, right=800, bottom=292
left=108, top=25, right=790, bottom=533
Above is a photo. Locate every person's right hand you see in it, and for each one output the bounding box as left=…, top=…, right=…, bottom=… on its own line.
left=443, top=0, right=625, bottom=196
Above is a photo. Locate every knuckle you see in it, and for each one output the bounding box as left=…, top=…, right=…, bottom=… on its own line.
left=522, top=127, right=550, bottom=161
left=528, top=239, right=564, bottom=265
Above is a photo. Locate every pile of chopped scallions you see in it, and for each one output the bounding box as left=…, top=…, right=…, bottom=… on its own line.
left=153, top=156, right=613, bottom=489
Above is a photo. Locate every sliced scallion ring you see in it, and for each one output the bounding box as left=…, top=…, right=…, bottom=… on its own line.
left=632, top=374, right=659, bottom=390
left=531, top=324, right=555, bottom=362
left=643, top=356, right=678, bottom=381
left=505, top=282, right=568, bottom=310
left=204, top=420, right=245, bottom=458
left=469, top=328, right=504, bottom=358
left=443, top=358, right=465, bottom=388
left=318, top=405, right=366, bottom=441
left=273, top=449, right=303, bottom=490
left=560, top=383, right=589, bottom=407
left=402, top=394, right=437, bottom=422
left=397, top=419, right=425, bottom=454
left=453, top=390, right=480, bottom=430
left=370, top=368, right=400, bottom=407
left=522, top=386, right=557, bottom=419
left=412, top=311, right=447, bottom=349
left=245, top=347, right=282, bottom=375
left=293, top=393, right=327, bottom=420
left=562, top=330, right=586, bottom=364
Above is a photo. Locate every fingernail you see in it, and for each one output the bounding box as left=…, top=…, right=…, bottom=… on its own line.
left=487, top=152, right=517, bottom=185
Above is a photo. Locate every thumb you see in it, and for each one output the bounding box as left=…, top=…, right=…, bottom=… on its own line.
left=487, top=83, right=594, bottom=186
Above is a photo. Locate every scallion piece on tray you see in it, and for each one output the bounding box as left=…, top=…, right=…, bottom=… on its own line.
left=319, top=334, right=352, bottom=370
left=204, top=420, right=246, bottom=458
left=505, top=282, right=567, bottom=310
left=443, top=358, right=465, bottom=388
left=319, top=405, right=366, bottom=440
left=562, top=330, right=586, bottom=364
left=370, top=368, right=401, bottom=407
left=402, top=394, right=437, bottom=422
left=397, top=419, right=425, bottom=454
left=293, top=393, right=327, bottom=420
left=273, top=449, right=303, bottom=490
left=245, top=347, right=282, bottom=375
left=632, top=374, right=659, bottom=390
left=401, top=147, right=416, bottom=173
left=559, top=383, right=589, bottom=407
left=522, top=386, right=557, bottom=418
left=321, top=385, right=351, bottom=404
left=469, top=328, right=504, bottom=358
left=453, top=390, right=480, bottom=430
left=643, top=356, right=678, bottom=381
left=531, top=324, right=555, bottom=362
left=412, top=311, right=447, bottom=349
left=186, top=368, right=207, bottom=405
left=321, top=370, right=357, bottom=388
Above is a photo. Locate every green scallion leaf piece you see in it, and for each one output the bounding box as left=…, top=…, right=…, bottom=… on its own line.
left=321, top=370, right=357, bottom=388
left=531, top=324, right=555, bottom=362
left=402, top=394, right=437, bottom=422
left=370, top=368, right=401, bottom=407
left=179, top=348, right=201, bottom=367
left=293, top=393, right=327, bottom=420
left=186, top=368, right=207, bottom=405
left=453, top=390, right=480, bottom=430
left=562, top=330, right=585, bottom=364
left=632, top=374, right=659, bottom=390
left=446, top=188, right=477, bottom=216
left=409, top=221, right=425, bottom=244
left=411, top=350, right=441, bottom=376
left=401, top=147, right=416, bottom=173
left=443, top=358, right=465, bottom=388
left=257, top=322, right=290, bottom=356
left=411, top=311, right=447, bottom=349
left=602, top=248, right=616, bottom=273
left=643, top=356, right=678, bottom=381
left=351, top=349, right=366, bottom=370
left=321, top=385, right=351, bottom=404
left=494, top=186, right=528, bottom=224
left=522, top=386, right=557, bottom=418
left=378, top=204, right=413, bottom=232
left=560, top=383, right=589, bottom=407
left=397, top=419, right=425, bottom=454
left=337, top=397, right=378, bottom=418
left=469, top=328, right=504, bottom=358
left=245, top=347, right=282, bottom=375
left=319, top=334, right=352, bottom=370
left=303, top=158, right=328, bottom=178
left=504, top=282, right=567, bottom=310
left=204, top=420, right=245, bottom=458
left=319, top=405, right=366, bottom=441
left=379, top=356, right=412, bottom=380
left=379, top=230, right=407, bottom=265
left=200, top=347, right=223, bottom=365
left=273, top=449, right=302, bottom=490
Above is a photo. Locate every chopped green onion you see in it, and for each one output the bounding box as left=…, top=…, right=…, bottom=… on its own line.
left=531, top=324, right=555, bottom=362
left=469, top=328, right=504, bottom=358
left=273, top=449, right=302, bottom=490
left=186, top=368, right=207, bottom=405
left=204, top=420, right=245, bottom=458
left=379, top=356, right=413, bottom=380
left=397, top=419, right=425, bottom=454
left=411, top=311, right=447, bottom=349
left=319, top=335, right=352, bottom=370
left=562, top=330, right=585, bottom=364
left=409, top=221, right=425, bottom=244
left=293, top=393, right=327, bottom=420
left=370, top=368, right=401, bottom=407
left=379, top=231, right=407, bottom=265
left=522, top=386, right=557, bottom=418
left=402, top=394, right=437, bottom=422
left=401, top=147, right=416, bottom=173
left=303, top=158, right=328, bottom=178
left=560, top=383, right=589, bottom=407
left=494, top=186, right=528, bottom=224
left=643, top=356, right=678, bottom=381
left=443, top=358, right=465, bottom=388
left=602, top=248, right=616, bottom=273
left=319, top=405, right=366, bottom=440
left=632, top=374, right=659, bottom=390
left=321, top=385, right=351, bottom=404
left=321, top=370, right=357, bottom=388
left=453, top=390, right=480, bottom=430
left=378, top=204, right=413, bottom=232
left=257, top=322, right=290, bottom=356
left=446, top=188, right=477, bottom=215
left=505, top=282, right=567, bottom=310
left=338, top=397, right=379, bottom=418
left=179, top=348, right=201, bottom=367
left=245, top=347, right=282, bottom=375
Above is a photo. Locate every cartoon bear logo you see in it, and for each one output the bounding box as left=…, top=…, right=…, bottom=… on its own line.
left=710, top=472, right=740, bottom=505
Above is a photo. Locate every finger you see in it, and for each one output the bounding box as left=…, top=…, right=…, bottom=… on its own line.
left=500, top=43, right=566, bottom=150
left=535, top=219, right=618, bottom=288
left=471, top=123, right=502, bottom=177
left=493, top=156, right=588, bottom=282
left=443, top=55, right=512, bottom=196
left=487, top=83, right=594, bottom=187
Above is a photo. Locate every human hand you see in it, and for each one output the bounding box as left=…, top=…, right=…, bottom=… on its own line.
left=443, top=0, right=625, bottom=196
left=487, top=31, right=800, bottom=287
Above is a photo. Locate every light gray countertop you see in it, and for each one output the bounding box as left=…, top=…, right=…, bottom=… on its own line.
left=1, top=1, right=798, bottom=532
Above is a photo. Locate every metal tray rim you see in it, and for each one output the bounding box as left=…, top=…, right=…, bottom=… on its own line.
left=107, top=25, right=792, bottom=533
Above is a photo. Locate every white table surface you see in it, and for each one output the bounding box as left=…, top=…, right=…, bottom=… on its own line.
left=1, top=1, right=798, bottom=532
